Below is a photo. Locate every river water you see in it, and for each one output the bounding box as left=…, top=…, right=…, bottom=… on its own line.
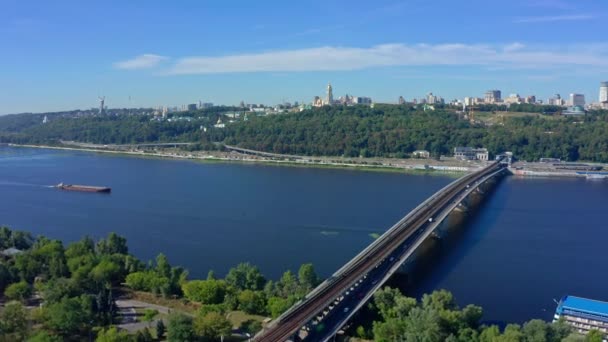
left=0, top=147, right=606, bottom=324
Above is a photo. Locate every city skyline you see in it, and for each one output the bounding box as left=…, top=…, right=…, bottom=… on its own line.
left=1, top=0, right=608, bottom=114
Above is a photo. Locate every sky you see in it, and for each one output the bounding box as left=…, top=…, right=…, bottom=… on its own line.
left=1, top=0, right=607, bottom=114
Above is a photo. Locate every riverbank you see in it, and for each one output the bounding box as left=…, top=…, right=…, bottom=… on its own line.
left=6, top=143, right=476, bottom=176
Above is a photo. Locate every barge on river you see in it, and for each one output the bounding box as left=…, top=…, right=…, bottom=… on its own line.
left=55, top=183, right=111, bottom=193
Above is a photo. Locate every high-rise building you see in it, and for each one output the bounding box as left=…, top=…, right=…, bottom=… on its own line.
left=569, top=94, right=585, bottom=107
left=600, top=82, right=608, bottom=105
left=398, top=96, right=405, bottom=105
left=484, top=90, right=501, bottom=103
left=326, top=83, right=333, bottom=105
left=98, top=96, right=106, bottom=115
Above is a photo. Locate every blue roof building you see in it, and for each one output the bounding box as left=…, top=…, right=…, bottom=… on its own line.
left=554, top=295, right=608, bottom=336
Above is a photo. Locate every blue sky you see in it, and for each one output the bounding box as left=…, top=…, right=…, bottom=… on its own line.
left=1, top=0, right=607, bottom=114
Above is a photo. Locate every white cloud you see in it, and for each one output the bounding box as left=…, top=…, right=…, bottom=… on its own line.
left=513, top=14, right=595, bottom=23
left=163, top=43, right=608, bottom=75
left=114, top=54, right=168, bottom=70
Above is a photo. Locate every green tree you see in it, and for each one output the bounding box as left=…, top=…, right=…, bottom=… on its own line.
left=142, top=309, right=158, bottom=327
left=267, top=296, right=294, bottom=319
left=26, top=331, right=63, bottom=342
left=238, top=290, right=267, bottom=315
left=167, top=313, right=195, bottom=342
left=96, top=233, right=128, bottom=255
left=41, top=295, right=93, bottom=337
left=4, top=281, right=32, bottom=302
left=522, top=319, right=549, bottom=342
left=0, top=301, right=28, bottom=341
left=586, top=330, right=604, bottom=342
left=95, top=326, right=132, bottom=342
left=193, top=312, right=232, bottom=341
left=225, top=263, right=266, bottom=291
left=297, top=263, right=319, bottom=291
left=182, top=280, right=227, bottom=304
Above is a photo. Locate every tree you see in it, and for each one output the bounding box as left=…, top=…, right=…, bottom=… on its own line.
left=167, top=313, right=195, bottom=342
left=155, top=253, right=171, bottom=278
left=586, top=330, right=604, bottom=342
left=297, top=263, right=319, bottom=291
left=142, top=309, right=158, bottom=327
left=156, top=319, right=166, bottom=339
left=182, top=280, right=227, bottom=304
left=27, top=331, right=63, bottom=342
left=4, top=281, right=32, bottom=302
left=276, top=270, right=298, bottom=298
left=225, top=263, right=266, bottom=291
left=267, top=296, right=294, bottom=318
left=41, top=295, right=93, bottom=337
left=403, top=307, right=443, bottom=341
left=96, top=233, right=128, bottom=255
left=90, top=258, right=121, bottom=285
left=0, top=301, right=28, bottom=341
left=95, top=326, right=132, bottom=342
left=193, top=312, right=232, bottom=341
left=238, top=290, right=267, bottom=315
left=240, top=319, right=262, bottom=336
left=522, top=319, right=549, bottom=342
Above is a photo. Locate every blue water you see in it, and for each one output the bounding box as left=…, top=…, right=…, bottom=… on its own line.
left=1, top=146, right=607, bottom=324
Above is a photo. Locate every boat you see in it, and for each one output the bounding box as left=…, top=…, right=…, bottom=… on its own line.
left=584, top=173, right=608, bottom=180
left=55, top=182, right=111, bottom=193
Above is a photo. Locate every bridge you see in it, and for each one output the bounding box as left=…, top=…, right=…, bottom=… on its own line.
left=254, top=159, right=508, bottom=342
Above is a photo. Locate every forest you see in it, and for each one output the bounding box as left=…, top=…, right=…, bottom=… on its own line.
left=2, top=105, right=608, bottom=162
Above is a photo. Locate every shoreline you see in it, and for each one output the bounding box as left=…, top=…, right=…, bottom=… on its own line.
left=6, top=143, right=471, bottom=176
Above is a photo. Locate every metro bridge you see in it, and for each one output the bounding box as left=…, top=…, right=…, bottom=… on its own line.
left=254, top=159, right=508, bottom=342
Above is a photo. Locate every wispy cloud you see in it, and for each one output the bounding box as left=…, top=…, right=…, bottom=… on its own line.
left=526, top=0, right=575, bottom=10
left=113, top=54, right=168, bottom=70
left=513, top=14, right=595, bottom=23
left=161, top=43, right=608, bottom=75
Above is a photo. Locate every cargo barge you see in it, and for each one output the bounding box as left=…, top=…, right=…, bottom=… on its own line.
left=55, top=183, right=111, bottom=193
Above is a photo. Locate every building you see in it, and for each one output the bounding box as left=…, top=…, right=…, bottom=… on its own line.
left=326, top=83, right=334, bottom=105
left=454, top=147, right=489, bottom=161
left=484, top=90, right=501, bottom=103
left=42, top=115, right=48, bottom=124
left=554, top=295, right=608, bottom=335
left=312, top=96, right=323, bottom=107
left=464, top=97, right=474, bottom=106
left=398, top=96, right=406, bottom=105
left=187, top=103, right=197, bottom=111
left=525, top=96, right=537, bottom=104
left=412, top=150, right=430, bottom=159
left=198, top=102, right=214, bottom=109
left=548, top=94, right=565, bottom=106
left=353, top=96, right=372, bottom=105
left=504, top=94, right=522, bottom=105
left=600, top=82, right=608, bottom=108
left=563, top=106, right=586, bottom=115
left=569, top=94, right=585, bottom=107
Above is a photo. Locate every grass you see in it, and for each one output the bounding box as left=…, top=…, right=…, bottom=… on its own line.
left=226, top=310, right=266, bottom=329
left=126, top=290, right=200, bottom=315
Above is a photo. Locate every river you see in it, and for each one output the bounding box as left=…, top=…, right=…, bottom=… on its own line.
left=0, top=146, right=606, bottom=324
